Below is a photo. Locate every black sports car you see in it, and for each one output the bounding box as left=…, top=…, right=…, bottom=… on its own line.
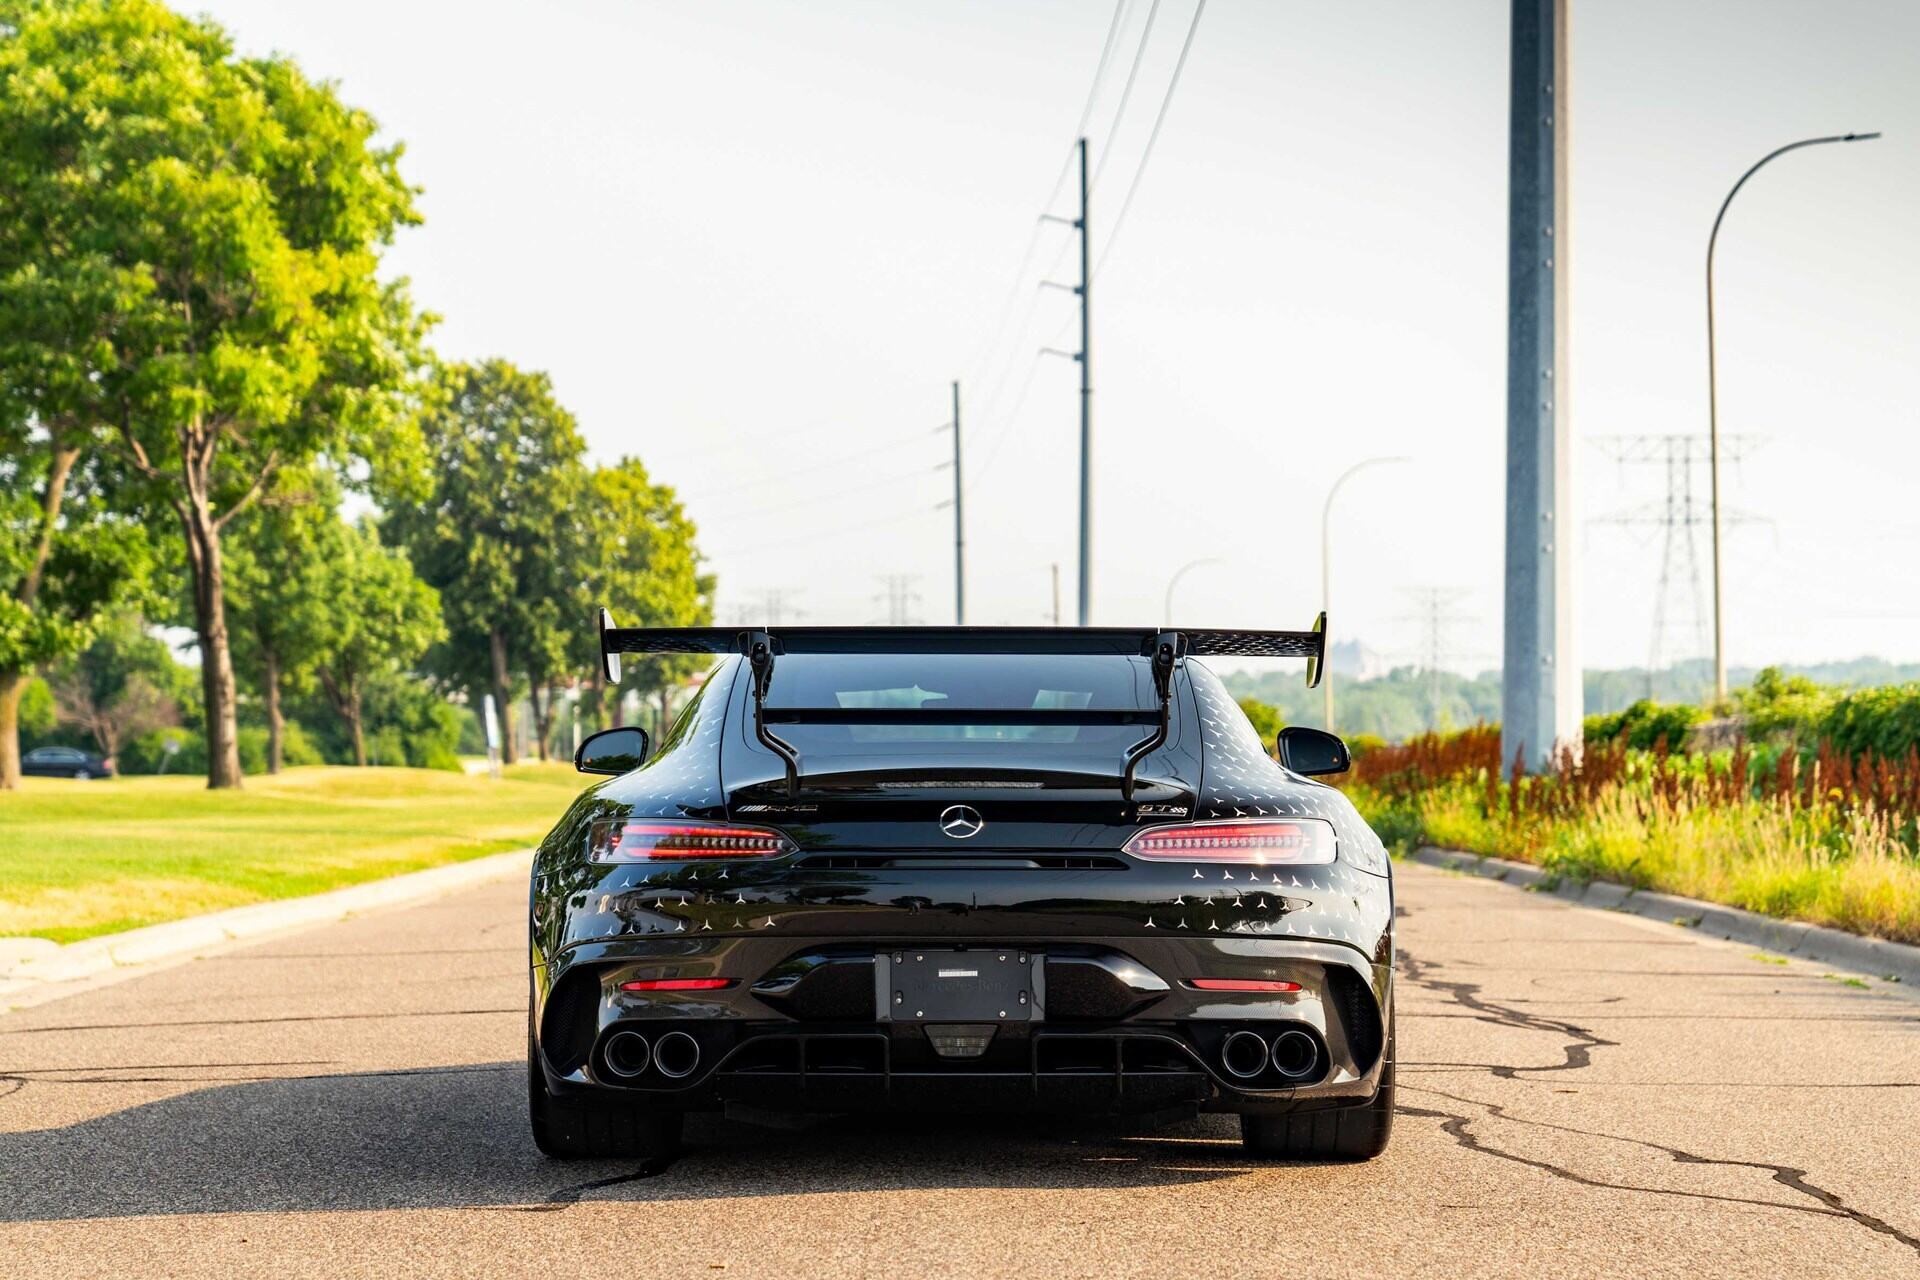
left=528, top=613, right=1394, bottom=1162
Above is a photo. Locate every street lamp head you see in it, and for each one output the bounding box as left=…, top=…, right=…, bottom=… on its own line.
left=1842, top=131, right=1883, bottom=143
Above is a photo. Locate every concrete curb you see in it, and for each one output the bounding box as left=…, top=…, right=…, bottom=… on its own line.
left=1406, top=845, right=1920, bottom=987
left=1, top=848, right=533, bottom=1007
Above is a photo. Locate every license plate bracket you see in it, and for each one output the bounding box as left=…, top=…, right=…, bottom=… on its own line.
left=881, top=949, right=1039, bottom=1022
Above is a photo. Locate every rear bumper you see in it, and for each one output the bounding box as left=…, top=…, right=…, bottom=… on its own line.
left=533, top=933, right=1391, bottom=1117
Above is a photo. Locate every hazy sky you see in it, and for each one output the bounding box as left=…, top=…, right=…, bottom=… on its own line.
left=195, top=0, right=1920, bottom=675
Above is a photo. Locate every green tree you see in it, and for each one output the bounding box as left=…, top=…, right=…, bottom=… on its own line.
left=386, top=360, right=589, bottom=765
left=0, top=426, right=152, bottom=786
left=47, top=613, right=192, bottom=765
left=1237, top=697, right=1282, bottom=755
left=576, top=458, right=713, bottom=738
left=225, top=470, right=347, bottom=773
left=0, top=0, right=427, bottom=788
left=311, top=524, right=443, bottom=767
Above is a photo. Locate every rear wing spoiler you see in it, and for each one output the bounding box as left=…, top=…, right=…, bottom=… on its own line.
left=597, top=610, right=1326, bottom=798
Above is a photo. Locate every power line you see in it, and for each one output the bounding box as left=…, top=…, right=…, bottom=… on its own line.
left=700, top=504, right=936, bottom=560
left=692, top=462, right=939, bottom=519
left=1091, top=0, right=1165, bottom=189
left=1094, top=0, right=1208, bottom=278
left=963, top=0, right=1133, bottom=392
left=679, top=432, right=934, bottom=502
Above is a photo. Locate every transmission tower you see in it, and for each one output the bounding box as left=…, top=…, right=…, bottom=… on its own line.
left=728, top=588, right=805, bottom=627
left=1398, top=587, right=1477, bottom=729
left=1591, top=434, right=1760, bottom=692
left=874, top=574, right=923, bottom=626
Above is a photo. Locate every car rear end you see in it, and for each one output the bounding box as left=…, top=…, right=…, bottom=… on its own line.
left=531, top=640, right=1393, bottom=1148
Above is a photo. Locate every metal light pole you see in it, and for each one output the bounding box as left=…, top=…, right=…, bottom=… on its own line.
left=1320, top=457, right=1408, bottom=732
left=1705, top=131, right=1880, bottom=704
left=1164, top=558, right=1225, bottom=626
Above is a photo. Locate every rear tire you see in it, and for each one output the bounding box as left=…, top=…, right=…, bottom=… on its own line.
left=529, top=1025, right=683, bottom=1161
left=1241, top=1012, right=1394, bottom=1162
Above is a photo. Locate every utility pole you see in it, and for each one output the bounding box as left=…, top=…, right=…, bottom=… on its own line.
left=1076, top=137, right=1092, bottom=626
left=1501, top=0, right=1578, bottom=772
left=951, top=381, right=965, bottom=624
left=1042, top=138, right=1092, bottom=625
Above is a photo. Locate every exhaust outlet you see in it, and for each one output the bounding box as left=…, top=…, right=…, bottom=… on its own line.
left=1220, top=1030, right=1270, bottom=1080
left=1270, top=1028, right=1320, bottom=1080
left=602, top=1030, right=651, bottom=1079
left=653, top=1030, right=702, bottom=1080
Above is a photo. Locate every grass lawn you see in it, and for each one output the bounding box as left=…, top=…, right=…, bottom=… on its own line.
left=0, top=764, right=587, bottom=943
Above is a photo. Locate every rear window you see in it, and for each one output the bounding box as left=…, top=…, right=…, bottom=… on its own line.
left=765, top=653, right=1156, bottom=748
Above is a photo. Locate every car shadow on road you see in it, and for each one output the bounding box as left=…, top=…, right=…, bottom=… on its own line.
left=0, top=1062, right=1273, bottom=1221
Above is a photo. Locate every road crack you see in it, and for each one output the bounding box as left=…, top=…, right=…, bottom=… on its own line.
left=1397, top=949, right=1616, bottom=1076
left=1402, top=1085, right=1920, bottom=1257
left=509, top=1157, right=677, bottom=1212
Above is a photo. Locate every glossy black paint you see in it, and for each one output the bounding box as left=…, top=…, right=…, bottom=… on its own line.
left=530, top=654, right=1394, bottom=1122
left=575, top=726, right=649, bottom=776
left=1275, top=726, right=1352, bottom=776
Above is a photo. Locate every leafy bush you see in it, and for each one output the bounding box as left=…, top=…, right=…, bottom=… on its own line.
left=1583, top=699, right=1704, bottom=751
left=1346, top=732, right=1388, bottom=760
left=279, top=721, right=326, bottom=767
left=1819, top=683, right=1920, bottom=759
left=1736, top=667, right=1836, bottom=740
left=121, top=728, right=204, bottom=775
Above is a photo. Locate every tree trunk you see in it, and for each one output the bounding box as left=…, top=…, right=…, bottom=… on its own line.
left=3, top=440, right=80, bottom=791
left=263, top=650, right=284, bottom=773
left=528, top=678, right=553, bottom=763
left=587, top=666, right=606, bottom=734
left=489, top=627, right=517, bottom=765
left=0, top=671, right=23, bottom=790
left=179, top=496, right=244, bottom=789
left=316, top=667, right=364, bottom=767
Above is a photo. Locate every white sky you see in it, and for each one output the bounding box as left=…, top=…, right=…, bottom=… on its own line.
left=197, top=0, right=1920, bottom=674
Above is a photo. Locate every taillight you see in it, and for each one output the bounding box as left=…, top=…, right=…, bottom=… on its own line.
left=1188, top=978, right=1304, bottom=992
left=587, top=818, right=794, bottom=862
left=1123, top=818, right=1335, bottom=865
left=619, top=978, right=735, bottom=992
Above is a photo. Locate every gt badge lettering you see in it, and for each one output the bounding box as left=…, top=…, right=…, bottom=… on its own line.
left=1136, top=803, right=1190, bottom=819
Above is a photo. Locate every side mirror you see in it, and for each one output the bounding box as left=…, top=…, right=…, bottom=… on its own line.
left=1276, top=726, right=1350, bottom=776
left=576, top=726, right=649, bottom=776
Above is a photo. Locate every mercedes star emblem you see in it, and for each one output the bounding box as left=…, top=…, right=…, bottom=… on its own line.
left=938, top=804, right=985, bottom=839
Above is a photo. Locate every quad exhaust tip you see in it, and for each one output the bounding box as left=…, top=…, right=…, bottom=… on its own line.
left=1220, top=1030, right=1270, bottom=1080
left=1270, top=1028, right=1320, bottom=1080
left=653, top=1030, right=702, bottom=1080
left=603, top=1030, right=651, bottom=1079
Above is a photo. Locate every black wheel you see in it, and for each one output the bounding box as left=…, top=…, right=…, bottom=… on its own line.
left=528, top=1024, right=683, bottom=1161
left=1241, top=1012, right=1394, bottom=1162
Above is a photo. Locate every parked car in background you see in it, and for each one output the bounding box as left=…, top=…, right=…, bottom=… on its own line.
left=20, top=746, right=114, bottom=779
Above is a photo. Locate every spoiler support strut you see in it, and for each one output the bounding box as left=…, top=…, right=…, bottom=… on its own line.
left=596, top=610, right=1326, bottom=799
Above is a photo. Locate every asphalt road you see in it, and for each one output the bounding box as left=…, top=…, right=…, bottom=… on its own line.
left=2, top=861, right=1917, bottom=1279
